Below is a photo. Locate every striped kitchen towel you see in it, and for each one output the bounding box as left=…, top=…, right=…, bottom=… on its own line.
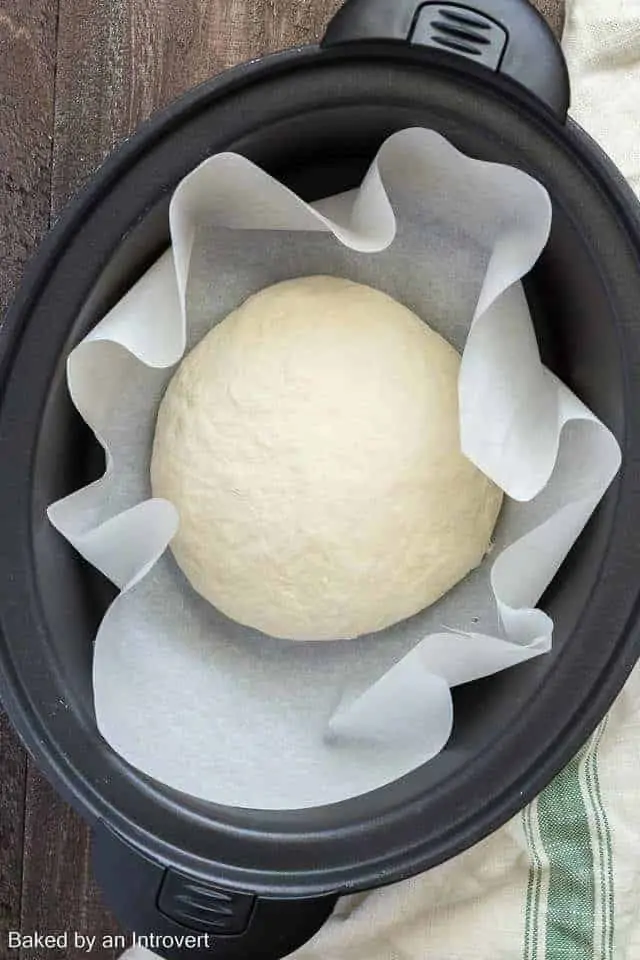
left=123, top=0, right=640, bottom=957
left=291, top=679, right=640, bottom=959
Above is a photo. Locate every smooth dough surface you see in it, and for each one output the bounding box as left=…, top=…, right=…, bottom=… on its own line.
left=151, top=276, right=503, bottom=641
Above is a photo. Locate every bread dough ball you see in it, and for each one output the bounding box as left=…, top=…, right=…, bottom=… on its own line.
left=151, top=276, right=502, bottom=641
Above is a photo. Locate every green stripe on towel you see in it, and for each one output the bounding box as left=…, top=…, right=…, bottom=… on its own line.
left=523, top=720, right=615, bottom=960
left=584, top=720, right=614, bottom=960
left=540, top=744, right=595, bottom=958
left=523, top=799, right=544, bottom=960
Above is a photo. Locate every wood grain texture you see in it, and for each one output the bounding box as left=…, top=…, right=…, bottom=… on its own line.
left=0, top=713, right=26, bottom=958
left=1, top=0, right=564, bottom=952
left=0, top=0, right=58, bottom=315
left=52, top=0, right=344, bottom=212
left=20, top=769, right=120, bottom=959
left=0, top=2, right=57, bottom=955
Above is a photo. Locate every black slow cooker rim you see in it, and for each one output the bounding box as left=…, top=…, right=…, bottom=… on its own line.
left=2, top=42, right=640, bottom=896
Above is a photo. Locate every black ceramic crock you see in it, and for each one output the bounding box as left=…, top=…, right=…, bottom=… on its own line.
left=2, top=1, right=640, bottom=958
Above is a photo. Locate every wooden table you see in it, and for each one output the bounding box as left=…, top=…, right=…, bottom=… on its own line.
left=0, top=1, right=563, bottom=955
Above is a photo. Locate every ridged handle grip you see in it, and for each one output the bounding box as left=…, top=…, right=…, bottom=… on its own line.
left=323, top=0, right=569, bottom=119
left=92, top=822, right=338, bottom=960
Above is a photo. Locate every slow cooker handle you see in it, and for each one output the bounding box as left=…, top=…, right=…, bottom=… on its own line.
left=322, top=0, right=570, bottom=119
left=93, top=822, right=339, bottom=960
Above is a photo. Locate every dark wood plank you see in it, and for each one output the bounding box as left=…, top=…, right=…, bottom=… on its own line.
left=0, top=0, right=58, bottom=317
left=51, top=0, right=345, bottom=213
left=0, top=2, right=58, bottom=955
left=20, top=769, right=120, bottom=960
left=0, top=713, right=26, bottom=957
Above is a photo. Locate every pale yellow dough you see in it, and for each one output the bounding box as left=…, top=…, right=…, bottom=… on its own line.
left=151, top=276, right=503, bottom=641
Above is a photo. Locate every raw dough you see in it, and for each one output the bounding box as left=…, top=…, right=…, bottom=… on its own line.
left=151, top=276, right=503, bottom=641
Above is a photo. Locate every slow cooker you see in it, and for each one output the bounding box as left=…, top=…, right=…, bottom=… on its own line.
left=2, top=0, right=640, bottom=957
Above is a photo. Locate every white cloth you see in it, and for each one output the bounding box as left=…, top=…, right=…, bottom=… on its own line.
left=563, top=0, right=640, bottom=194
left=122, top=1, right=640, bottom=957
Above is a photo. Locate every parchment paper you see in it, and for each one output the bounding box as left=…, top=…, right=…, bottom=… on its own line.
left=48, top=129, right=621, bottom=809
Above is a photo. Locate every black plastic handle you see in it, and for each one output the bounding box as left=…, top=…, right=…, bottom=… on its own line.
left=93, top=822, right=338, bottom=960
left=322, top=0, right=570, bottom=119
